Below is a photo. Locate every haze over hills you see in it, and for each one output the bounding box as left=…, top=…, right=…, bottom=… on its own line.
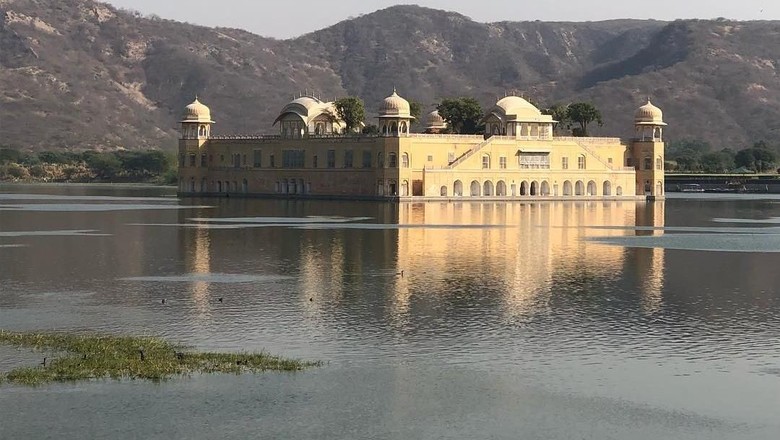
left=1, top=0, right=779, bottom=150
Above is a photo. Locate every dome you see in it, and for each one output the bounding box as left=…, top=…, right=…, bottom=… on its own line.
left=182, top=97, right=213, bottom=123
left=379, top=90, right=411, bottom=118
left=274, top=95, right=334, bottom=125
left=425, top=110, right=447, bottom=129
left=485, top=95, right=552, bottom=124
left=495, top=96, right=542, bottom=119
left=635, top=100, right=666, bottom=125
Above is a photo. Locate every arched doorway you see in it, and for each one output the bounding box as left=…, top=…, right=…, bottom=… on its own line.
left=201, top=178, right=207, bottom=193
left=282, top=179, right=289, bottom=194
left=483, top=180, right=494, bottom=196
left=454, top=180, right=463, bottom=196
left=541, top=181, right=550, bottom=196
left=520, top=181, right=529, bottom=196
left=470, top=180, right=481, bottom=197
left=242, top=179, right=248, bottom=193
left=603, top=181, right=612, bottom=196
left=440, top=186, right=448, bottom=197
left=530, top=181, right=538, bottom=196
left=217, top=181, right=222, bottom=193
left=563, top=181, right=573, bottom=196
left=616, top=186, right=623, bottom=196
left=657, top=181, right=664, bottom=196
left=401, top=180, right=409, bottom=196
left=496, top=181, right=507, bottom=196
left=587, top=180, right=597, bottom=196
left=575, top=181, right=585, bottom=196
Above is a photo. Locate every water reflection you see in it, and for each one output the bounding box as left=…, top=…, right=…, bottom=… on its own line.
left=5, top=186, right=780, bottom=439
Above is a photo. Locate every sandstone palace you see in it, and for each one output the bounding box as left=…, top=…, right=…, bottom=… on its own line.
left=177, top=91, right=666, bottom=200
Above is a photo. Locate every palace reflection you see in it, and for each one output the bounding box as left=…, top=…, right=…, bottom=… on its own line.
left=392, top=201, right=666, bottom=318
left=182, top=199, right=666, bottom=323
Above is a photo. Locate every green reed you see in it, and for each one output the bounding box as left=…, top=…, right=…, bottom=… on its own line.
left=0, top=330, right=320, bottom=386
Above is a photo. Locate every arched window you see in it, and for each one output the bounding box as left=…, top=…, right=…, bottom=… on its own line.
left=541, top=181, right=550, bottom=196
left=575, top=181, right=585, bottom=196
left=440, top=186, right=448, bottom=197
left=483, top=181, right=494, bottom=196
left=496, top=181, right=507, bottom=196
left=616, top=186, right=623, bottom=196
left=470, top=180, right=481, bottom=197
left=563, top=181, right=573, bottom=196
left=587, top=180, right=597, bottom=196
left=388, top=153, right=398, bottom=168
left=453, top=180, right=463, bottom=196
left=578, top=155, right=586, bottom=170
left=656, top=156, right=663, bottom=170
left=401, top=153, right=410, bottom=168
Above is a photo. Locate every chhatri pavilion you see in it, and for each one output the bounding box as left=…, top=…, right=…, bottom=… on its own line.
left=177, top=91, right=666, bottom=200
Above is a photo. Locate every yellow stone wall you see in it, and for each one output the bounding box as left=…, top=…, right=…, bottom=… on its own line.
left=179, top=132, right=661, bottom=200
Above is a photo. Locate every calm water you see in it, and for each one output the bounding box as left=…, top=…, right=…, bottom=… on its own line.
left=1, top=184, right=779, bottom=440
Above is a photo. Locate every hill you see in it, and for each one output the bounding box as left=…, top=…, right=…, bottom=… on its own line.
left=1, top=0, right=779, bottom=149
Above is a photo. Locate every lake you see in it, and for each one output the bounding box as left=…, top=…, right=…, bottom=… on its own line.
left=1, top=184, right=779, bottom=439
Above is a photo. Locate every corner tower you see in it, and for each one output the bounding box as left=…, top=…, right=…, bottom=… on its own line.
left=178, top=97, right=214, bottom=194
left=378, top=90, right=413, bottom=137
left=632, top=100, right=666, bottom=198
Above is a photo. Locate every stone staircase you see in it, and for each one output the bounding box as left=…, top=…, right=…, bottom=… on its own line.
left=447, top=137, right=494, bottom=169
left=575, top=141, right=615, bottom=171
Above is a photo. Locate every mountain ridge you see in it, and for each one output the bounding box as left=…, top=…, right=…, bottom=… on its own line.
left=1, top=0, right=778, bottom=150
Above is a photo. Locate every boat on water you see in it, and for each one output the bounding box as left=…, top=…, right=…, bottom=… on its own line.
left=703, top=181, right=769, bottom=194
left=679, top=184, right=704, bottom=192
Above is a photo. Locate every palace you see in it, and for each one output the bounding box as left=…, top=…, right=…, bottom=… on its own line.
left=177, top=91, right=666, bottom=200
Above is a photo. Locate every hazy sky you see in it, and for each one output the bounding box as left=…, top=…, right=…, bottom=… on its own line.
left=104, top=0, right=779, bottom=39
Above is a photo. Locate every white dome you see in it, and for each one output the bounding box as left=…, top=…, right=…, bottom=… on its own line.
left=182, top=97, right=213, bottom=123
left=635, top=100, right=666, bottom=125
left=425, top=110, right=447, bottom=129
left=495, top=96, right=542, bottom=119
left=274, top=95, right=335, bottom=125
left=379, top=90, right=411, bottom=117
left=485, top=95, right=552, bottom=124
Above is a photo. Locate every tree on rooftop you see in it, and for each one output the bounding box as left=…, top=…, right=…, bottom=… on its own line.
left=567, top=102, right=603, bottom=137
left=543, top=103, right=570, bottom=133
left=409, top=101, right=422, bottom=126
left=334, top=97, right=366, bottom=134
left=437, top=98, right=483, bottom=134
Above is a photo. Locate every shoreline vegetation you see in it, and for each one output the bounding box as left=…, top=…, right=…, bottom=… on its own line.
left=0, top=330, right=320, bottom=386
left=0, top=149, right=178, bottom=185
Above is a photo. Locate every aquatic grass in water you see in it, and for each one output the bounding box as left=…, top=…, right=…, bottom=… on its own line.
left=0, top=330, right=320, bottom=386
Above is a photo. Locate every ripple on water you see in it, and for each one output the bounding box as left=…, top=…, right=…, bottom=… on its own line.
left=119, top=273, right=294, bottom=283
left=588, top=233, right=780, bottom=253
left=0, top=230, right=109, bottom=237
left=0, top=204, right=212, bottom=212
left=189, top=216, right=374, bottom=223
left=0, top=194, right=175, bottom=202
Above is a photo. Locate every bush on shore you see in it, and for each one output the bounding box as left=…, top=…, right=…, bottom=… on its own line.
left=0, top=148, right=178, bottom=184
